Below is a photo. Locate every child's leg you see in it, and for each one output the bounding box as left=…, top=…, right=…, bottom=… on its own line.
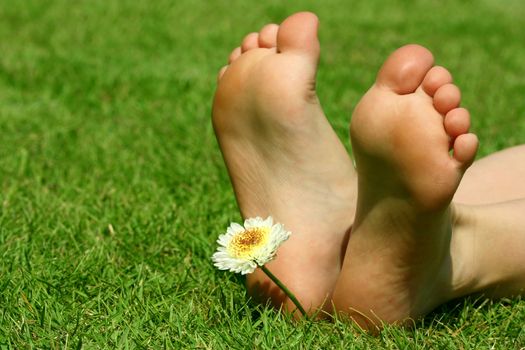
left=455, top=145, right=525, bottom=204
left=453, top=200, right=525, bottom=299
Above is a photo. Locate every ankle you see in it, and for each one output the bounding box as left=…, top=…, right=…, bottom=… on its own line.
left=445, top=204, right=484, bottom=298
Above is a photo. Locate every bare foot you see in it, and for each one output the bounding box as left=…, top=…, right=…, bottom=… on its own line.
left=332, top=45, right=479, bottom=328
left=212, top=12, right=357, bottom=314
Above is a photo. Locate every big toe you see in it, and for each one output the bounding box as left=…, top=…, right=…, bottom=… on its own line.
left=277, top=12, right=320, bottom=63
left=376, top=44, right=434, bottom=94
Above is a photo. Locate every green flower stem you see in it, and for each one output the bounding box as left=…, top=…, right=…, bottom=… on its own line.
left=260, top=265, right=307, bottom=317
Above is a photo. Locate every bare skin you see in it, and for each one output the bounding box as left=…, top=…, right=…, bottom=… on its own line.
left=456, top=145, right=525, bottom=204
left=332, top=45, right=525, bottom=330
left=331, top=45, right=479, bottom=327
left=212, top=12, right=357, bottom=314
left=457, top=200, right=525, bottom=299
left=212, top=12, right=525, bottom=325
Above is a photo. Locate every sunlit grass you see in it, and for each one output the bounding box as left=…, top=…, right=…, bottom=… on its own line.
left=1, top=0, right=524, bottom=347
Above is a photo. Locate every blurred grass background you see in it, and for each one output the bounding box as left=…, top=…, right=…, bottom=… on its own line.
left=0, top=0, right=524, bottom=348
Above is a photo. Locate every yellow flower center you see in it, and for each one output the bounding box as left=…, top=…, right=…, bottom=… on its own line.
left=228, top=227, right=270, bottom=259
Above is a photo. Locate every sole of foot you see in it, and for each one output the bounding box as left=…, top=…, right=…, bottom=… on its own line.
left=213, top=12, right=357, bottom=316
left=332, top=44, right=478, bottom=330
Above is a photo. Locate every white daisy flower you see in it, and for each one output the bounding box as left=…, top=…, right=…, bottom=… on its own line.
left=212, top=216, right=291, bottom=275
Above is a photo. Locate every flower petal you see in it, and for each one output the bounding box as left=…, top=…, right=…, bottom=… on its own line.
left=229, top=222, right=245, bottom=234
left=262, top=216, right=273, bottom=227
left=244, top=217, right=261, bottom=229
left=212, top=216, right=291, bottom=275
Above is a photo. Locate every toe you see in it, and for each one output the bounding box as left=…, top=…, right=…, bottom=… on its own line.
left=217, top=65, right=228, bottom=82
left=453, top=133, right=478, bottom=169
left=259, top=23, right=279, bottom=48
left=422, top=66, right=453, bottom=96
left=376, top=44, right=434, bottom=94
left=241, top=32, right=260, bottom=52
left=434, top=83, right=461, bottom=114
left=276, top=12, right=320, bottom=62
left=228, top=47, right=242, bottom=63
left=444, top=108, right=470, bottom=138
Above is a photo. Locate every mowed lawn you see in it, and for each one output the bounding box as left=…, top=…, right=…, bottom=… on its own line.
left=1, top=0, right=524, bottom=348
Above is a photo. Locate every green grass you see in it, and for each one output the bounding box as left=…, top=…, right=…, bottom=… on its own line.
left=1, top=0, right=524, bottom=348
